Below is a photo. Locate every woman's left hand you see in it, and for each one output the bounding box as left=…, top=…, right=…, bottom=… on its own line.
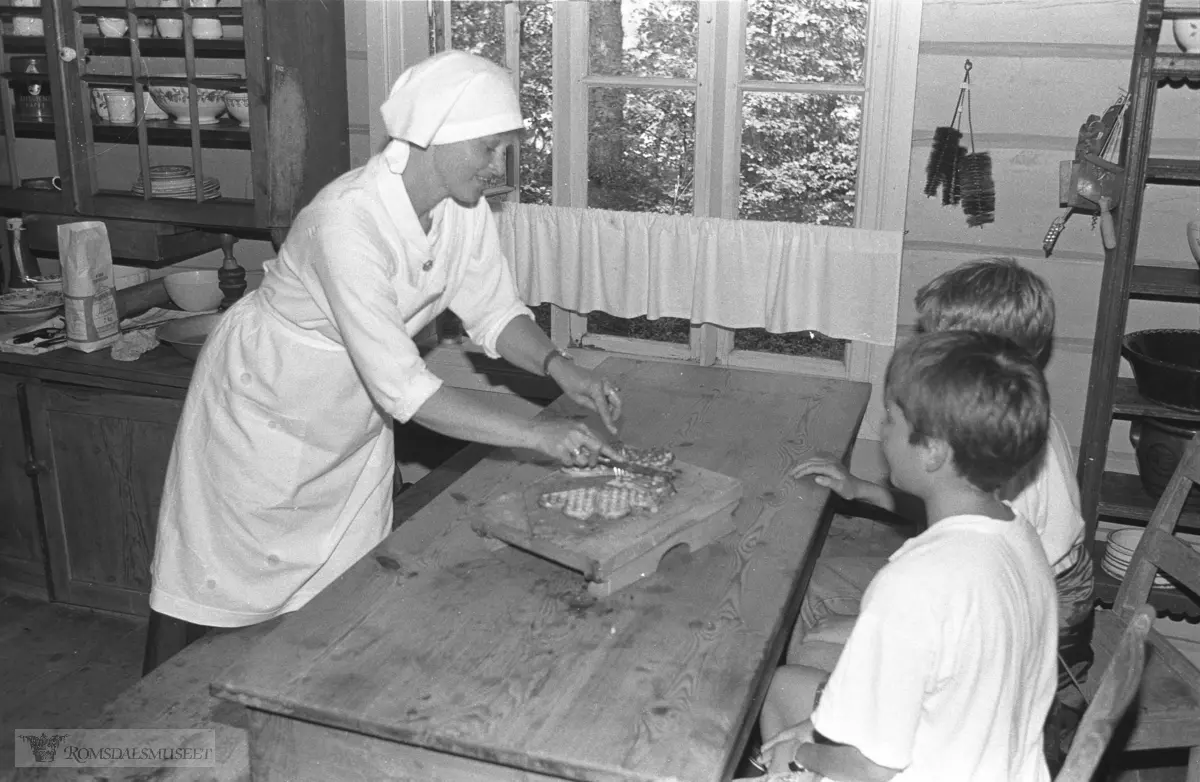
left=553, top=363, right=622, bottom=435
left=759, top=720, right=816, bottom=775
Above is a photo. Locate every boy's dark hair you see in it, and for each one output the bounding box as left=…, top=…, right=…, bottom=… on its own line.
left=914, top=257, right=1055, bottom=365
left=885, top=330, right=1050, bottom=493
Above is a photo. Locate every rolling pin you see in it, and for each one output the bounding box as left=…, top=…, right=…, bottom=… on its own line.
left=116, top=277, right=172, bottom=319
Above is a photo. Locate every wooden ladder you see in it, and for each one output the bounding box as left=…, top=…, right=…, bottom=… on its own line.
left=1077, top=0, right=1200, bottom=615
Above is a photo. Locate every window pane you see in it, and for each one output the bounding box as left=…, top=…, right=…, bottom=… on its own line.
left=448, top=1, right=506, bottom=62
left=588, top=88, right=694, bottom=214
left=733, top=328, right=847, bottom=360
left=588, top=312, right=690, bottom=344
left=745, top=0, right=867, bottom=84
left=518, top=1, right=553, bottom=204
left=739, top=91, right=860, bottom=226
left=589, top=0, right=698, bottom=80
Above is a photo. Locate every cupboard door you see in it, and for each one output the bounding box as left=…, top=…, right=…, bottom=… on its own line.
left=0, top=376, right=48, bottom=597
left=27, top=382, right=182, bottom=616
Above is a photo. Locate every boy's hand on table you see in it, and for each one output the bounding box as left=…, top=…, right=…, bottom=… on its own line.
left=790, top=458, right=896, bottom=512
left=791, top=459, right=861, bottom=499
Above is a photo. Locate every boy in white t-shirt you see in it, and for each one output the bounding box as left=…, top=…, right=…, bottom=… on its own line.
left=759, top=330, right=1058, bottom=781
left=787, top=258, right=1093, bottom=767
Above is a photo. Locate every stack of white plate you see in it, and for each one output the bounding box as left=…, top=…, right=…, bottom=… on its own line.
left=131, top=165, right=221, bottom=201
left=1101, top=527, right=1175, bottom=589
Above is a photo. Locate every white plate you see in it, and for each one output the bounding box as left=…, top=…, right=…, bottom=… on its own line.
left=1099, top=556, right=1173, bottom=588
left=0, top=289, right=63, bottom=314
left=1108, top=527, right=1143, bottom=552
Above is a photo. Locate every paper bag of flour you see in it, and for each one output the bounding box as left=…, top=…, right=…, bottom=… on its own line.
left=57, top=221, right=120, bottom=352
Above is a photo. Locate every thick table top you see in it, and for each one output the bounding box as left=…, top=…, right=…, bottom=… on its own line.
left=215, top=358, right=871, bottom=782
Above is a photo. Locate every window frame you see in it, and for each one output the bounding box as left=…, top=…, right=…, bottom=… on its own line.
left=388, top=0, right=920, bottom=384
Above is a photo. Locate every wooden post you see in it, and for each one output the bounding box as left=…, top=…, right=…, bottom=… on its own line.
left=217, top=232, right=246, bottom=309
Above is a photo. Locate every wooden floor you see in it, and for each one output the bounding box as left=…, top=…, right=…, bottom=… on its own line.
left=0, top=593, right=146, bottom=776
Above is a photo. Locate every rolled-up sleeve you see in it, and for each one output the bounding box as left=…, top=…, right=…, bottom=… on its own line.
left=302, top=207, right=443, bottom=423
left=448, top=201, right=533, bottom=358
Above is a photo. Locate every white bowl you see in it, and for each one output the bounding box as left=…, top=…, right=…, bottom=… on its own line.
left=148, top=76, right=231, bottom=125
left=157, top=312, right=222, bottom=361
left=30, top=274, right=62, bottom=292
left=224, top=92, right=249, bottom=126
left=163, top=269, right=223, bottom=312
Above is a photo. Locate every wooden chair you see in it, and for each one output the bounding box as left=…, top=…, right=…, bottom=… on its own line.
left=1056, top=603, right=1153, bottom=782
left=1084, top=431, right=1200, bottom=780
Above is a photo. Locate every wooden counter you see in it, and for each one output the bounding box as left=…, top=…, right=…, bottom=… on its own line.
left=214, top=358, right=871, bottom=782
left=0, top=340, right=195, bottom=611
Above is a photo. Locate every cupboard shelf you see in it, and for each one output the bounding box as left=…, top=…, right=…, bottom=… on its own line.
left=81, top=37, right=246, bottom=59
left=1098, top=470, right=1200, bottom=529
left=0, top=36, right=46, bottom=54
left=1128, top=265, right=1200, bottom=301
left=1113, top=377, right=1200, bottom=422
left=0, top=0, right=350, bottom=244
left=1145, top=157, right=1200, bottom=184
left=1, top=117, right=251, bottom=149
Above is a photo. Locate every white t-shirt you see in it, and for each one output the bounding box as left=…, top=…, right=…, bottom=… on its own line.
left=1010, top=414, right=1085, bottom=573
left=811, top=513, right=1057, bottom=782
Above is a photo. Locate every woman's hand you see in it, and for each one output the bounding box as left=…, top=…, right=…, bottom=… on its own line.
left=531, top=419, right=619, bottom=467
left=759, top=720, right=816, bottom=775
left=550, top=361, right=623, bottom=435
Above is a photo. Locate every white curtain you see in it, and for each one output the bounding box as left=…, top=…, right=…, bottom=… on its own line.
left=495, top=203, right=902, bottom=347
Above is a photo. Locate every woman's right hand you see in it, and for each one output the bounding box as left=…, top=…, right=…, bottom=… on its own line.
left=532, top=419, right=618, bottom=467
left=791, top=458, right=861, bottom=500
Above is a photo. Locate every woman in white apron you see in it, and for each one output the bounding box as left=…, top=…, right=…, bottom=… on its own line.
left=144, top=51, right=622, bottom=672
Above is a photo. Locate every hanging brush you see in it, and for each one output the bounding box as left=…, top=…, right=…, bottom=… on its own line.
left=923, top=61, right=972, bottom=205
left=955, top=61, right=995, bottom=227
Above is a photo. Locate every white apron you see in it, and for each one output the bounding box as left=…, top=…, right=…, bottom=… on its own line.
left=149, top=149, right=531, bottom=627
left=149, top=293, right=395, bottom=626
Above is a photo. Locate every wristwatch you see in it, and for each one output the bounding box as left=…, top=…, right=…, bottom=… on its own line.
left=541, top=348, right=573, bottom=377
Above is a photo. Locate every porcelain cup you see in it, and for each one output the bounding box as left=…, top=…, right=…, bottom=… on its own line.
left=12, top=15, right=43, bottom=36
left=98, top=16, right=128, bottom=37
left=191, top=18, right=222, bottom=39
left=107, top=93, right=137, bottom=124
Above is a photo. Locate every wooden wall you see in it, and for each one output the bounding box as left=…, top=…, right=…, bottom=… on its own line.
left=903, top=0, right=1200, bottom=479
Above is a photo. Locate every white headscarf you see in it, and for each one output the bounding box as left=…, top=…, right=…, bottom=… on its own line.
left=380, top=50, right=523, bottom=147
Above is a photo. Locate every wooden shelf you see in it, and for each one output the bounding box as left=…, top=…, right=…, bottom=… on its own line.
left=1112, top=377, right=1200, bottom=421
left=1092, top=539, right=1200, bottom=618
left=81, top=36, right=245, bottom=59
left=1146, top=157, right=1200, bottom=184
left=1155, top=52, right=1200, bottom=81
left=1098, top=470, right=1200, bottom=529
left=1129, top=265, right=1200, bottom=301
left=0, top=36, right=47, bottom=54
left=0, top=117, right=251, bottom=149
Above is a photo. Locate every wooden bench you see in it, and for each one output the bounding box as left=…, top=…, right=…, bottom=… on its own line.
left=15, top=453, right=484, bottom=781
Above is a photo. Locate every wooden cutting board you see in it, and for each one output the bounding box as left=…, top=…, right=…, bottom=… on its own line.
left=472, top=461, right=743, bottom=596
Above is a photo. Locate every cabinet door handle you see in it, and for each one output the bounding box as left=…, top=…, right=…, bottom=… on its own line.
left=16, top=382, right=42, bottom=477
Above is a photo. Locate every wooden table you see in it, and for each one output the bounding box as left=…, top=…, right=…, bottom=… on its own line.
left=214, top=358, right=871, bottom=782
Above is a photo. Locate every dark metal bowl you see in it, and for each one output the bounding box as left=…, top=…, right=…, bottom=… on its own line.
left=1122, top=329, right=1200, bottom=412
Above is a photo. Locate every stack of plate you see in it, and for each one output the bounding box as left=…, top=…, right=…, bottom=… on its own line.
left=131, top=165, right=221, bottom=201
left=1101, top=527, right=1176, bottom=589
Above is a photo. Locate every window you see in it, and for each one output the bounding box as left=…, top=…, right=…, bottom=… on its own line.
left=419, top=0, right=919, bottom=375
